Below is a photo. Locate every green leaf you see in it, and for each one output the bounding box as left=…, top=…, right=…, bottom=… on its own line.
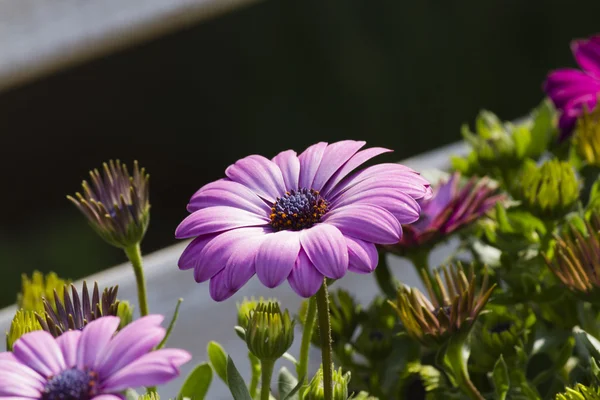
left=527, top=99, right=554, bottom=158
left=226, top=356, right=252, bottom=400
left=492, top=356, right=510, bottom=400
left=156, top=298, right=183, bottom=350
left=207, top=341, right=228, bottom=384
left=278, top=367, right=299, bottom=400
left=575, top=327, right=600, bottom=361
left=178, top=362, right=213, bottom=400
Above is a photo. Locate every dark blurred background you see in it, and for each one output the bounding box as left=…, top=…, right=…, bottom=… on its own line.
left=0, top=0, right=599, bottom=308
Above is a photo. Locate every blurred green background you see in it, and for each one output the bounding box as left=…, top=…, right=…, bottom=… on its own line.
left=0, top=0, right=599, bottom=308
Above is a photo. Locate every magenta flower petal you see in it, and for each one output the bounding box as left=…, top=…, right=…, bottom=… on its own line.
left=298, top=142, right=328, bottom=189
left=222, top=235, right=265, bottom=291
left=56, top=330, right=81, bottom=368
left=178, top=234, right=218, bottom=271
left=0, top=369, right=43, bottom=396
left=256, top=230, right=301, bottom=288
left=288, top=249, right=324, bottom=297
left=346, top=236, right=379, bottom=274
left=321, top=147, right=392, bottom=197
left=92, top=395, right=124, bottom=400
left=13, top=330, right=65, bottom=377
left=96, top=315, right=165, bottom=377
left=272, top=150, right=300, bottom=191
left=332, top=187, right=421, bottom=224
left=573, top=36, right=600, bottom=78
left=77, top=316, right=120, bottom=371
left=0, top=359, right=45, bottom=385
left=324, top=204, right=402, bottom=244
left=175, top=206, right=268, bottom=239
left=209, top=269, right=237, bottom=301
left=192, top=227, right=268, bottom=283
left=101, top=349, right=191, bottom=391
left=311, top=140, right=365, bottom=191
left=225, top=155, right=286, bottom=202
left=187, top=179, right=271, bottom=215
left=300, top=224, right=349, bottom=279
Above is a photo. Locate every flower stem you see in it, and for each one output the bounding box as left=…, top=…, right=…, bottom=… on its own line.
left=444, top=336, right=484, bottom=400
left=316, top=278, right=333, bottom=400
left=124, top=243, right=149, bottom=316
left=260, top=359, right=275, bottom=400
left=249, top=352, right=261, bottom=398
left=374, top=252, right=399, bottom=298
left=297, top=295, right=317, bottom=394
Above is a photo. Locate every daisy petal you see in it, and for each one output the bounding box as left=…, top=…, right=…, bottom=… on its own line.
left=56, top=330, right=82, bottom=369
left=300, top=224, right=349, bottom=279
left=223, top=235, right=265, bottom=291
left=346, top=236, right=379, bottom=274
left=13, top=331, right=65, bottom=377
left=187, top=180, right=271, bottom=215
left=256, top=230, right=301, bottom=288
left=288, top=249, right=324, bottom=297
left=77, top=316, right=120, bottom=371
left=324, top=204, right=401, bottom=244
left=209, top=269, right=237, bottom=301
left=333, top=187, right=421, bottom=224
left=178, top=234, right=218, bottom=271
left=298, top=142, right=328, bottom=189
left=225, top=155, right=286, bottom=203
left=175, top=206, right=268, bottom=239
left=272, top=150, right=300, bottom=191
left=311, top=141, right=365, bottom=191
left=573, top=36, right=600, bottom=78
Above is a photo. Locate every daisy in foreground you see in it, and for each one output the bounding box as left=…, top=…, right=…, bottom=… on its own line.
left=176, top=140, right=432, bottom=301
left=0, top=315, right=190, bottom=399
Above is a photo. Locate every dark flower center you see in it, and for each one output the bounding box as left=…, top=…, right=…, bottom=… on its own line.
left=42, top=368, right=98, bottom=400
left=490, top=321, right=512, bottom=334
left=270, top=188, right=328, bottom=231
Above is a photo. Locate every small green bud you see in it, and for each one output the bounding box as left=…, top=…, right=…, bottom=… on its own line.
left=137, top=393, right=160, bottom=400
left=236, top=296, right=269, bottom=330
left=245, top=301, right=294, bottom=361
left=7, top=310, right=42, bottom=351
left=517, top=159, right=579, bottom=219
left=17, top=271, right=69, bottom=313
left=117, top=300, right=134, bottom=329
left=307, top=366, right=350, bottom=400
left=555, top=383, right=600, bottom=400
left=461, top=110, right=518, bottom=168
left=574, top=106, right=600, bottom=167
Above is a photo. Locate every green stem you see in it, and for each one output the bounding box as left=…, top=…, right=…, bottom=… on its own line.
left=124, top=243, right=149, bottom=316
left=260, top=359, right=275, bottom=400
left=249, top=352, right=261, bottom=399
left=316, top=279, right=333, bottom=400
left=374, top=252, right=398, bottom=298
left=297, top=296, right=317, bottom=394
left=445, top=337, right=484, bottom=400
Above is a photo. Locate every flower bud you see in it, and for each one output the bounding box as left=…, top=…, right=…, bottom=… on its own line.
left=461, top=110, right=518, bottom=168
left=245, top=301, right=294, bottom=361
left=574, top=106, right=600, bottom=167
left=6, top=310, right=42, bottom=351
left=68, top=160, right=150, bottom=249
left=236, top=296, right=267, bottom=330
left=517, top=159, right=579, bottom=219
left=137, top=393, right=160, bottom=400
left=117, top=301, right=134, bottom=329
left=17, top=271, right=68, bottom=313
left=307, top=365, right=350, bottom=400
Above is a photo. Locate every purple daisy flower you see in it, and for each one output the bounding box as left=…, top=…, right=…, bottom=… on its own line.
left=176, top=140, right=432, bottom=301
left=0, top=315, right=191, bottom=399
left=544, top=34, right=600, bottom=140
left=396, top=173, right=504, bottom=248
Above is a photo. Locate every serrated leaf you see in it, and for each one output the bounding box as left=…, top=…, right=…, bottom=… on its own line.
left=492, top=355, right=510, bottom=400
left=178, top=362, right=212, bottom=400
left=278, top=367, right=299, bottom=400
left=207, top=341, right=228, bottom=384
left=226, top=356, right=252, bottom=400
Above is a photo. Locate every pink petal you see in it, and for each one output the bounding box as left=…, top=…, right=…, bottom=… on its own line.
left=332, top=187, right=421, bottom=224
left=175, top=206, right=268, bottom=239
left=96, top=315, right=165, bottom=378
left=311, top=141, right=365, bottom=191
left=178, top=233, right=218, bottom=271
left=573, top=37, right=600, bottom=78
left=346, top=236, right=378, bottom=274
left=300, top=224, right=349, bottom=279
left=255, top=230, right=301, bottom=288
left=324, top=204, right=401, bottom=244
left=321, top=147, right=392, bottom=197
left=77, top=316, right=120, bottom=371
left=56, top=330, right=82, bottom=369
left=13, top=330, right=65, bottom=377
left=298, top=142, right=328, bottom=189
left=209, top=269, right=237, bottom=301
left=101, top=349, right=191, bottom=391
left=92, top=395, right=124, bottom=400
left=288, top=249, right=324, bottom=297
left=222, top=235, right=265, bottom=291
left=225, top=155, right=286, bottom=203
left=0, top=370, right=43, bottom=397
left=0, top=360, right=45, bottom=385
left=272, top=150, right=300, bottom=191
left=187, top=179, right=271, bottom=215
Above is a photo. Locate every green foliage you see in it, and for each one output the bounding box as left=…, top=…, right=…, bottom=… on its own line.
left=178, top=363, right=212, bottom=400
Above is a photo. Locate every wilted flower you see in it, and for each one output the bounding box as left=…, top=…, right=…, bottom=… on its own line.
left=517, top=159, right=579, bottom=219
left=391, top=264, right=495, bottom=347
left=574, top=106, right=600, bottom=166
left=396, top=173, right=504, bottom=249
left=68, top=160, right=150, bottom=249
left=544, top=34, right=600, bottom=140
left=307, top=365, right=350, bottom=400
left=36, top=281, right=121, bottom=337
left=18, top=271, right=68, bottom=313
left=176, top=141, right=431, bottom=301
left=245, top=301, right=294, bottom=361
left=6, top=310, right=41, bottom=351
left=0, top=315, right=190, bottom=399
left=544, top=214, right=600, bottom=297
